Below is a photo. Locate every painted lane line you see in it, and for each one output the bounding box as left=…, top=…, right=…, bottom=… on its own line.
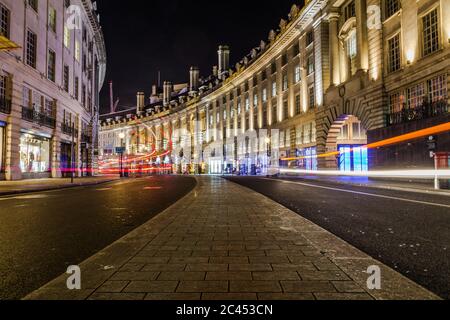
left=263, top=178, right=450, bottom=209
left=144, top=186, right=162, bottom=190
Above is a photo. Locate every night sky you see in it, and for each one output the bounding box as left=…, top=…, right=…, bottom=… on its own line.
left=97, top=0, right=304, bottom=113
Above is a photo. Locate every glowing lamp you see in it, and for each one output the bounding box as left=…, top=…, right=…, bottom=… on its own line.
left=406, top=50, right=414, bottom=65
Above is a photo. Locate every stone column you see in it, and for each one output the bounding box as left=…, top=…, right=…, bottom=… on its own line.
left=5, top=75, right=22, bottom=181
left=356, top=0, right=369, bottom=71
left=329, top=13, right=341, bottom=86
left=51, top=101, right=62, bottom=178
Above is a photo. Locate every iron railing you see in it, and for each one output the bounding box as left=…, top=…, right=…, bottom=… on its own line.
left=61, top=123, right=78, bottom=136
left=386, top=100, right=448, bottom=126
left=21, top=106, right=56, bottom=129
left=81, top=133, right=92, bottom=144
left=0, top=98, right=11, bottom=114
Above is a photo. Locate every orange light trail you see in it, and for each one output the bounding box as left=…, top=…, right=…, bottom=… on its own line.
left=282, top=122, right=450, bottom=161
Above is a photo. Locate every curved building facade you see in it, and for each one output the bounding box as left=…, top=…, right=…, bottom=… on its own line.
left=0, top=0, right=106, bottom=180
left=99, top=0, right=449, bottom=175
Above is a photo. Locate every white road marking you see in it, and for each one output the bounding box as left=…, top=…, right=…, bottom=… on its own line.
left=264, top=178, right=450, bottom=209
left=0, top=194, right=50, bottom=201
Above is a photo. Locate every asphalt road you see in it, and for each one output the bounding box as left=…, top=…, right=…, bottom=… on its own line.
left=0, top=176, right=196, bottom=300
left=226, top=176, right=450, bottom=299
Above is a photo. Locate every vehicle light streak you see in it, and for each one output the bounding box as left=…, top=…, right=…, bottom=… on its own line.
left=282, top=122, right=450, bottom=161
left=279, top=168, right=450, bottom=179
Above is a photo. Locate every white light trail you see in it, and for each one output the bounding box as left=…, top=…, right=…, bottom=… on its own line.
left=278, top=169, right=450, bottom=179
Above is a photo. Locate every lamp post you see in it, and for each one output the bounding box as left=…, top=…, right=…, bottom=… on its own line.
left=118, top=132, right=125, bottom=177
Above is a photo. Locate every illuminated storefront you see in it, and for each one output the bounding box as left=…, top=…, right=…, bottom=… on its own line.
left=19, top=133, right=51, bottom=177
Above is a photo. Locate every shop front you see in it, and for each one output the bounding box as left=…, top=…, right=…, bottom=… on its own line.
left=60, top=142, right=72, bottom=178
left=0, top=121, right=6, bottom=180
left=19, top=132, right=52, bottom=179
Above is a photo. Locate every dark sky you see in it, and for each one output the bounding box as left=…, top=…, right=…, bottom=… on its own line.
left=97, top=0, right=304, bottom=113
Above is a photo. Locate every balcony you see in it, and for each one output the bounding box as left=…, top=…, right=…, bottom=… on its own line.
left=0, top=98, right=11, bottom=114
left=386, top=100, right=448, bottom=127
left=61, top=123, right=78, bottom=136
left=21, top=106, right=56, bottom=129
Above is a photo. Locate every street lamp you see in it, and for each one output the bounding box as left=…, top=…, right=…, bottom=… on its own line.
left=118, top=132, right=125, bottom=177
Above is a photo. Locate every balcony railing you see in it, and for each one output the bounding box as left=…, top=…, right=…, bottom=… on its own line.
left=386, top=100, right=448, bottom=126
left=21, top=106, right=56, bottom=129
left=61, top=123, right=78, bottom=136
left=0, top=98, right=11, bottom=114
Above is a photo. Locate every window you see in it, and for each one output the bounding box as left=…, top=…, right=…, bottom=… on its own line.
left=28, top=0, right=38, bottom=12
left=385, top=0, right=400, bottom=19
left=0, top=3, right=10, bottom=38
left=347, top=30, right=357, bottom=75
left=272, top=81, right=277, bottom=97
left=23, top=87, right=31, bottom=108
left=283, top=101, right=289, bottom=120
left=427, top=74, right=447, bottom=103
left=64, top=26, right=71, bottom=48
left=26, top=30, right=37, bottom=68
left=262, top=70, right=267, bottom=81
left=223, top=109, right=227, bottom=120
left=422, top=9, right=440, bottom=57
left=63, top=65, right=70, bottom=93
left=406, top=84, right=424, bottom=109
left=64, top=0, right=71, bottom=8
left=282, top=74, right=288, bottom=91
left=293, top=43, right=300, bottom=56
left=47, top=50, right=56, bottom=82
left=295, top=95, right=301, bottom=115
left=82, top=84, right=86, bottom=107
left=306, top=31, right=314, bottom=46
left=388, top=34, right=401, bottom=73
left=282, top=53, right=288, bottom=66
left=44, top=98, right=54, bottom=116
left=308, top=86, right=315, bottom=109
left=389, top=92, right=403, bottom=113
left=344, top=1, right=356, bottom=21
left=272, top=103, right=278, bottom=124
left=262, top=88, right=267, bottom=102
left=0, top=74, right=7, bottom=104
left=253, top=94, right=258, bottom=107
left=48, top=7, right=56, bottom=33
left=271, top=62, right=277, bottom=74
left=75, top=40, right=80, bottom=61
left=245, top=98, right=250, bottom=112
left=307, top=55, right=314, bottom=75
left=295, top=65, right=301, bottom=83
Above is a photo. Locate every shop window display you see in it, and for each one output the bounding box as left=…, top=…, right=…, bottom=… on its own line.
left=20, top=134, right=51, bottom=173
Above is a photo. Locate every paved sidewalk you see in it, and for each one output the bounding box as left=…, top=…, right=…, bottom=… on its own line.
left=25, top=176, right=439, bottom=300
left=0, top=176, right=119, bottom=196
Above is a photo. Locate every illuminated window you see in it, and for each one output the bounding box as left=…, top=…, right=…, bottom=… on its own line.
left=75, top=40, right=80, bottom=61
left=385, top=0, right=400, bottom=19
left=0, top=3, right=10, bottom=38
left=407, top=84, right=424, bottom=109
left=389, top=92, right=403, bottom=113
left=422, top=9, right=439, bottom=56
left=427, top=74, right=447, bottom=103
left=64, top=26, right=71, bottom=48
left=262, top=88, right=267, bottom=102
left=347, top=30, right=357, bottom=75
left=295, top=65, right=301, bottom=83
left=272, top=81, right=277, bottom=97
left=308, top=85, right=315, bottom=109
left=307, top=55, right=314, bottom=75
left=245, top=97, right=250, bottom=111
left=48, top=7, right=56, bottom=33
left=282, top=74, right=288, bottom=91
left=253, top=93, right=258, bottom=107
left=388, top=34, right=401, bottom=73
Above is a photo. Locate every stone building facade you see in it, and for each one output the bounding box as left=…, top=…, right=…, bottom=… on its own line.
left=99, top=0, right=449, bottom=175
left=0, top=0, right=106, bottom=180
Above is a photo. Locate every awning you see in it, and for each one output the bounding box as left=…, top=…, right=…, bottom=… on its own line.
left=0, top=35, right=21, bottom=51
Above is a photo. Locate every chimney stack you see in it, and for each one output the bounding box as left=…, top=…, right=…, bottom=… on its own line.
left=163, top=81, right=173, bottom=106
left=137, top=92, right=145, bottom=113
left=189, top=66, right=200, bottom=92
left=218, top=45, right=230, bottom=80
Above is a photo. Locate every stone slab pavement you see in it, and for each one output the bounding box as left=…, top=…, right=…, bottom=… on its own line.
left=25, top=176, right=440, bottom=300
left=0, top=175, right=120, bottom=196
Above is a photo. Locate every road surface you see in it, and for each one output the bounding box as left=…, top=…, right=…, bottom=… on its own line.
left=226, top=176, right=450, bottom=299
left=0, top=176, right=196, bottom=300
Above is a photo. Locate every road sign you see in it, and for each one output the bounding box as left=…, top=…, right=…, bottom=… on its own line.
left=115, top=147, right=126, bottom=154
left=427, top=136, right=437, bottom=151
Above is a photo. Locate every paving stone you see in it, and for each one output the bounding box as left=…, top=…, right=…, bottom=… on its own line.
left=210, top=257, right=250, bottom=264
left=229, top=264, right=273, bottom=272
left=258, top=293, right=315, bottom=301
left=141, top=264, right=186, bottom=272
left=130, top=257, right=170, bottom=264
left=252, top=271, right=300, bottom=281
left=97, top=281, right=129, bottom=293
left=249, top=257, right=290, bottom=264
left=124, top=281, right=179, bottom=293
left=314, top=293, right=374, bottom=300
left=206, top=272, right=253, bottom=281
left=281, top=281, right=337, bottom=293
left=158, top=272, right=206, bottom=281
left=332, top=281, right=367, bottom=293
left=177, top=281, right=229, bottom=293
left=202, top=293, right=258, bottom=300
left=145, top=293, right=201, bottom=300
left=299, top=270, right=350, bottom=281
left=230, top=281, right=282, bottom=293
left=88, top=293, right=145, bottom=300
left=111, top=272, right=159, bottom=281
left=186, top=264, right=229, bottom=272
left=119, top=263, right=145, bottom=272
left=170, top=257, right=209, bottom=264
left=271, top=263, right=317, bottom=272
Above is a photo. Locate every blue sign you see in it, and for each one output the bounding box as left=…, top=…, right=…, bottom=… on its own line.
left=0, top=120, right=6, bottom=127
left=115, top=147, right=126, bottom=154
